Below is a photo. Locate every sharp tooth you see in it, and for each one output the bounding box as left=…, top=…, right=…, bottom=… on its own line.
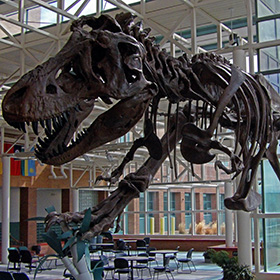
left=36, top=145, right=45, bottom=153
left=20, top=122, right=26, bottom=133
left=38, top=137, right=47, bottom=148
left=32, top=121, right=39, bottom=135
left=45, top=129, right=52, bottom=139
left=46, top=119, right=52, bottom=133
left=53, top=117, right=59, bottom=131
left=40, top=119, right=45, bottom=128
left=74, top=104, right=82, bottom=112
left=58, top=115, right=64, bottom=126
left=63, top=112, right=68, bottom=122
left=100, top=96, right=113, bottom=104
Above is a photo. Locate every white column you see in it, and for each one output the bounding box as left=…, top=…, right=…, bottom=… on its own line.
left=224, top=182, right=233, bottom=247
left=233, top=48, right=252, bottom=268
left=237, top=211, right=252, bottom=268
left=2, top=156, right=11, bottom=264
left=72, top=189, right=79, bottom=212
left=191, top=7, right=197, bottom=54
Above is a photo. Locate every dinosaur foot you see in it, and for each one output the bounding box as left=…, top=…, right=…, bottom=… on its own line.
left=224, top=189, right=262, bottom=212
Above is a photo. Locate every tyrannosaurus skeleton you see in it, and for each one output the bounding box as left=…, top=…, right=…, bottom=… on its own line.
left=3, top=13, right=280, bottom=236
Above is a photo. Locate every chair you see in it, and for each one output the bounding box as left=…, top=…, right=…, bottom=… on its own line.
left=147, top=247, right=158, bottom=266
left=152, top=256, right=174, bottom=280
left=100, top=255, right=115, bottom=279
left=166, top=246, right=180, bottom=269
left=12, top=272, right=30, bottom=280
left=31, top=245, right=41, bottom=256
left=134, top=253, right=152, bottom=279
left=113, top=258, right=132, bottom=280
left=7, top=247, right=21, bottom=271
left=19, top=247, right=37, bottom=272
left=114, top=239, right=130, bottom=255
left=0, top=271, right=14, bottom=280
left=136, top=240, right=147, bottom=254
left=143, top=237, right=150, bottom=247
left=177, top=248, right=196, bottom=273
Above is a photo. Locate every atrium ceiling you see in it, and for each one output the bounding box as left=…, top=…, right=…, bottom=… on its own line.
left=0, top=0, right=256, bottom=182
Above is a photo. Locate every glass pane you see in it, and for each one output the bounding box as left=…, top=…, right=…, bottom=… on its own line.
left=264, top=218, right=280, bottom=272
left=258, top=19, right=280, bottom=42
left=264, top=73, right=280, bottom=93
left=125, top=212, right=140, bottom=234
left=263, top=160, right=280, bottom=213
left=218, top=212, right=226, bottom=235
left=259, top=46, right=280, bottom=72
left=257, top=0, right=280, bottom=17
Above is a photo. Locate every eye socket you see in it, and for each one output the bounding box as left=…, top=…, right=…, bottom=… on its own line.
left=46, top=84, right=57, bottom=94
left=118, top=42, right=139, bottom=57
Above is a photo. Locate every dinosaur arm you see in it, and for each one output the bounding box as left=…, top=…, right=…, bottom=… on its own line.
left=45, top=108, right=188, bottom=235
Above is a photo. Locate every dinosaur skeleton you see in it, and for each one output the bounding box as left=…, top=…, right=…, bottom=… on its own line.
left=3, top=13, right=280, bottom=236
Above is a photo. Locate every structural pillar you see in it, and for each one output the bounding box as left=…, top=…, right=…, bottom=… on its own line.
left=233, top=48, right=252, bottom=268
left=72, top=189, right=79, bottom=212
left=224, top=182, right=233, bottom=247
left=20, top=188, right=37, bottom=248
left=1, top=156, right=10, bottom=264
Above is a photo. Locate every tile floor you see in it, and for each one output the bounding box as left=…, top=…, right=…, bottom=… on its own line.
left=0, top=251, right=223, bottom=279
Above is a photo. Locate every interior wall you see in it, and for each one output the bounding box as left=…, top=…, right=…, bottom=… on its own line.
left=0, top=187, right=20, bottom=223
left=37, top=189, right=61, bottom=217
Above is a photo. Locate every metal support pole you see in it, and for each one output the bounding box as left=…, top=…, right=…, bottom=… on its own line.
left=2, top=156, right=11, bottom=264
left=245, top=0, right=255, bottom=74
left=191, top=7, right=197, bottom=54
left=233, top=48, right=252, bottom=269
left=225, top=182, right=233, bottom=247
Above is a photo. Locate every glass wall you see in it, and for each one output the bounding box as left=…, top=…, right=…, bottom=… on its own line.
left=115, top=184, right=226, bottom=236
left=255, top=1, right=280, bottom=276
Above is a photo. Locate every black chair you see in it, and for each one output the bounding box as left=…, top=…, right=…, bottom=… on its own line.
left=136, top=240, right=147, bottom=254
left=166, top=246, right=180, bottom=269
left=100, top=255, right=115, bottom=279
left=7, top=247, right=21, bottom=271
left=147, top=247, right=158, bottom=266
left=152, top=256, right=174, bottom=280
left=134, top=253, right=152, bottom=279
left=0, top=271, right=14, bottom=280
left=115, top=239, right=130, bottom=255
left=143, top=237, right=150, bottom=247
left=31, top=245, right=41, bottom=256
left=12, top=272, right=30, bottom=280
left=113, top=258, right=132, bottom=280
left=177, top=248, right=196, bottom=273
left=19, top=247, right=37, bottom=272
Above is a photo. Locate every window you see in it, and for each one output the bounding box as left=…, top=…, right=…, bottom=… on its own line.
left=203, top=194, right=212, bottom=224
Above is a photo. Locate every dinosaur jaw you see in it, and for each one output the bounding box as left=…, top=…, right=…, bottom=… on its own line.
left=35, top=86, right=155, bottom=166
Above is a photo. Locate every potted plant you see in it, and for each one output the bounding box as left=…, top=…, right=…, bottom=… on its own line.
left=203, top=250, right=212, bottom=263
left=207, top=249, right=255, bottom=280
left=34, top=206, right=103, bottom=280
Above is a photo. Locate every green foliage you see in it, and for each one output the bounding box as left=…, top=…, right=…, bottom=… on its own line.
left=43, top=207, right=92, bottom=263
left=45, top=205, right=56, bottom=213
left=208, top=249, right=255, bottom=280
left=42, top=230, right=64, bottom=257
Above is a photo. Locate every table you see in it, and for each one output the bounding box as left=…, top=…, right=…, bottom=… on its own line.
left=122, top=255, right=149, bottom=280
left=152, top=250, right=178, bottom=266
